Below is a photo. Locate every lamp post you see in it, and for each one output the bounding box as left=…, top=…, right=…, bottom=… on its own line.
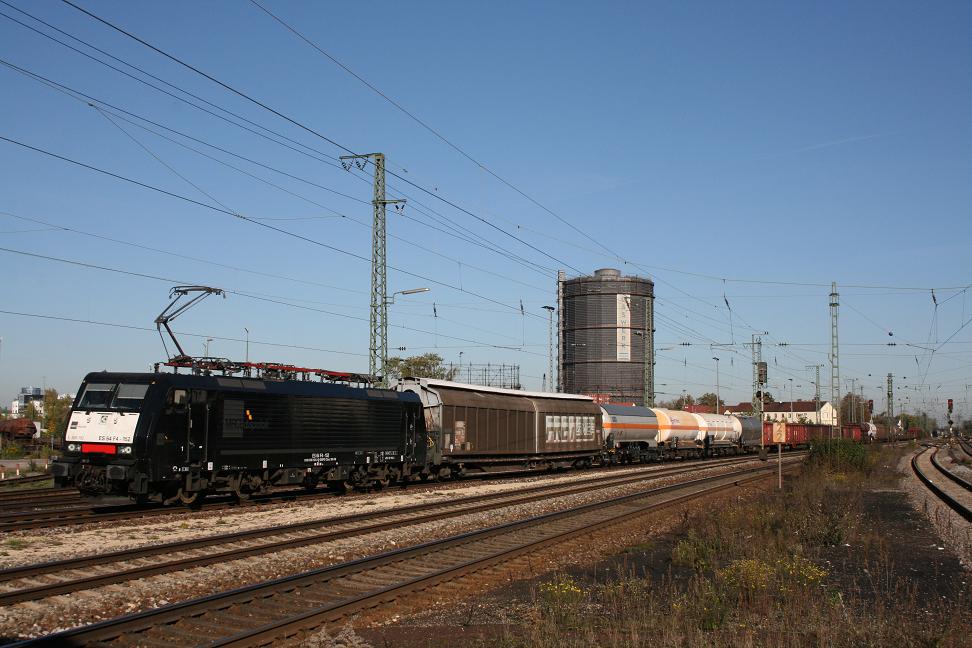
left=712, top=357, right=720, bottom=414
left=382, top=287, right=430, bottom=386
left=244, top=328, right=249, bottom=364
left=204, top=338, right=213, bottom=358
left=788, top=378, right=794, bottom=422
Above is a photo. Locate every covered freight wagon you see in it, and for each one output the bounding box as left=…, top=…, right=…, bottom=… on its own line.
left=399, top=378, right=603, bottom=471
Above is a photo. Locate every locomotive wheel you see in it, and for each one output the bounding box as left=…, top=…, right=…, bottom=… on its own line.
left=177, top=488, right=199, bottom=505
left=230, top=476, right=251, bottom=501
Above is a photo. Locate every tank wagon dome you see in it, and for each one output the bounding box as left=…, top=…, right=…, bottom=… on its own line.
left=559, top=268, right=654, bottom=407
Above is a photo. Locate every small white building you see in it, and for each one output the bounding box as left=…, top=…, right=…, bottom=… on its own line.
left=762, top=401, right=836, bottom=425
left=725, top=400, right=836, bottom=425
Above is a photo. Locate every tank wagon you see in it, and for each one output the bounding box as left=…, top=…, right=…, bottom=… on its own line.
left=398, top=378, right=603, bottom=472
left=601, top=405, right=762, bottom=461
left=52, top=371, right=428, bottom=503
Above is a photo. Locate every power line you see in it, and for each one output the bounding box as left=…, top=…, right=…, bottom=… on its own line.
left=0, top=246, right=545, bottom=354
left=59, top=0, right=584, bottom=275
left=0, top=308, right=367, bottom=358
left=0, top=18, right=558, bottom=279
left=0, top=6, right=557, bottom=279
left=0, top=133, right=546, bottom=321
left=247, top=0, right=620, bottom=262
left=88, top=101, right=551, bottom=293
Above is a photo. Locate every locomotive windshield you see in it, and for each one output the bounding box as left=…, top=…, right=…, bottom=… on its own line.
left=77, top=382, right=149, bottom=412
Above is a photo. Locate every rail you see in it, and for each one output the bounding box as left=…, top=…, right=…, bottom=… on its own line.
left=0, top=455, right=776, bottom=604
left=911, top=447, right=972, bottom=523
left=15, top=459, right=798, bottom=647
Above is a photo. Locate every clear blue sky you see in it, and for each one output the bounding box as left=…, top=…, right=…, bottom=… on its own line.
left=1, top=1, right=970, bottom=421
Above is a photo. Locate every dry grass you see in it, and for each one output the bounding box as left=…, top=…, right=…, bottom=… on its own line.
left=494, top=445, right=971, bottom=648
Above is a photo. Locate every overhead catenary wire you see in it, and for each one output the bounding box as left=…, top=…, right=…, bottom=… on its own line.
left=0, top=52, right=557, bottom=280
left=87, top=101, right=552, bottom=293
left=0, top=7, right=559, bottom=278
left=57, top=0, right=586, bottom=275
left=0, top=246, right=544, bottom=354
left=22, top=2, right=971, bottom=294
left=247, top=0, right=622, bottom=262
left=0, top=133, right=549, bottom=322
left=0, top=0, right=970, bottom=305
left=0, top=308, right=367, bottom=358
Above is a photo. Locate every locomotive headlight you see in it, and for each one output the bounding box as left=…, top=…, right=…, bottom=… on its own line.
left=67, top=443, right=78, bottom=452
left=118, top=445, right=133, bottom=455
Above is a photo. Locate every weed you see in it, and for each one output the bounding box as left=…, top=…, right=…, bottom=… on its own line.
left=4, top=538, right=30, bottom=550
left=512, top=444, right=972, bottom=648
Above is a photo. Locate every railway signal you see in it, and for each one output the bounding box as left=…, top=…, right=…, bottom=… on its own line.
left=947, top=398, right=953, bottom=413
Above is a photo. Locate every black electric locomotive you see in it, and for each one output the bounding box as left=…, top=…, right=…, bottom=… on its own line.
left=52, top=371, right=428, bottom=504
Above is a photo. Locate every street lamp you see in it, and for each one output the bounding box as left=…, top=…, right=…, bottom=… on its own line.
left=386, top=287, right=430, bottom=304
left=204, top=337, right=213, bottom=357
left=712, top=357, right=720, bottom=414
left=787, top=378, right=794, bottom=421
left=380, top=287, right=430, bottom=387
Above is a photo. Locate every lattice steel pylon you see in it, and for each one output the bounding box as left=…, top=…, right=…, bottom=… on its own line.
left=830, top=282, right=840, bottom=436
left=340, top=152, right=403, bottom=386
left=750, top=332, right=767, bottom=447
left=887, top=373, right=894, bottom=440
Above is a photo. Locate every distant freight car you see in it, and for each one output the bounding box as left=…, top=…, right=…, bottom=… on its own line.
left=399, top=378, right=603, bottom=472
left=0, top=418, right=39, bottom=442
left=841, top=425, right=863, bottom=442
left=762, top=422, right=832, bottom=447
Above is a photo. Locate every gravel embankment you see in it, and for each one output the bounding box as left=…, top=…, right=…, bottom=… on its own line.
left=0, top=459, right=772, bottom=639
left=0, top=463, right=702, bottom=570
left=897, top=447, right=972, bottom=571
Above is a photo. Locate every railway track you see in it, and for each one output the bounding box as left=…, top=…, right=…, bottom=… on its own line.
left=16, top=458, right=796, bottom=647
left=0, top=455, right=773, bottom=605
left=0, top=486, right=71, bottom=503
left=957, top=437, right=972, bottom=459
left=0, top=485, right=348, bottom=533
left=0, top=489, right=82, bottom=512
left=930, top=446, right=972, bottom=493
left=0, top=473, right=51, bottom=488
left=912, top=446, right=972, bottom=523
left=0, top=451, right=791, bottom=533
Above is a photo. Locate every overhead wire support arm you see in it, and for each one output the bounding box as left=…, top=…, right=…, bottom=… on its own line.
left=155, top=285, right=225, bottom=362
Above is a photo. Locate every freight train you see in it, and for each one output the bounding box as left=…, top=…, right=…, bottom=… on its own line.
left=51, top=368, right=910, bottom=505
left=51, top=372, right=604, bottom=503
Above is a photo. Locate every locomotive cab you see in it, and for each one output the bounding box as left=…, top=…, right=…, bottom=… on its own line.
left=52, top=374, right=157, bottom=499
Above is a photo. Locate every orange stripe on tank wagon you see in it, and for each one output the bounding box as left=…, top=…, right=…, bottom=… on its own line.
left=603, top=423, right=660, bottom=430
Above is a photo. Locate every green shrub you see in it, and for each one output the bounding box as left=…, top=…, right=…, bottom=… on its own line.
left=807, top=438, right=868, bottom=473
left=1, top=443, right=25, bottom=459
